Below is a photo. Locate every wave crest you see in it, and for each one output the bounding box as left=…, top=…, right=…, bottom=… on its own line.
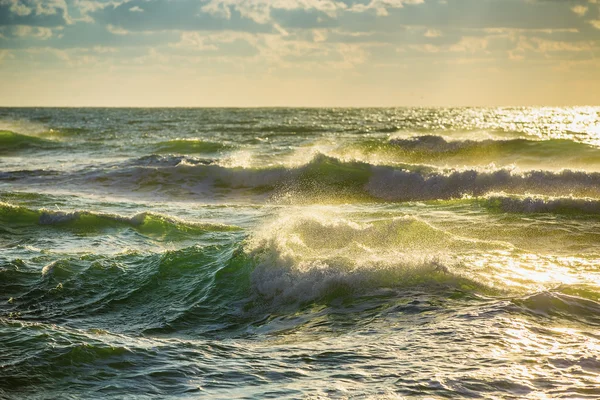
left=7, top=153, right=600, bottom=202
left=481, top=194, right=600, bottom=215
left=340, top=136, right=600, bottom=169
left=244, top=210, right=490, bottom=303
left=0, top=202, right=240, bottom=235
left=0, top=130, right=56, bottom=152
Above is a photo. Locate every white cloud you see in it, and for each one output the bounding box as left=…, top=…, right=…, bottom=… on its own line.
left=531, top=38, right=594, bottom=52
left=201, top=0, right=347, bottom=24
left=349, top=0, right=424, bottom=16
left=199, top=0, right=423, bottom=24
left=33, top=0, right=67, bottom=16
left=0, top=24, right=55, bottom=39
left=590, top=20, right=600, bottom=30
left=2, top=0, right=32, bottom=16
left=106, top=24, right=130, bottom=35
left=171, top=32, right=220, bottom=51
left=92, top=46, right=118, bottom=53
left=129, top=5, right=143, bottom=12
left=509, top=36, right=596, bottom=60
left=409, top=43, right=441, bottom=53
left=1, top=0, right=72, bottom=23
left=571, top=5, right=588, bottom=16
left=449, top=37, right=488, bottom=53
left=19, top=25, right=53, bottom=39
left=313, top=29, right=327, bottom=42
left=424, top=29, right=442, bottom=38
left=72, top=0, right=126, bottom=22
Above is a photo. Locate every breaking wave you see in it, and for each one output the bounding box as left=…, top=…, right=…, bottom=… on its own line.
left=243, top=210, right=495, bottom=303
left=7, top=153, right=600, bottom=202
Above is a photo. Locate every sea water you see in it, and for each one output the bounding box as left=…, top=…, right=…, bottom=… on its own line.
left=2, top=107, right=600, bottom=398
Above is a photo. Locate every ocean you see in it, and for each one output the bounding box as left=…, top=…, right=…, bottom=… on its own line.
left=1, top=107, right=600, bottom=399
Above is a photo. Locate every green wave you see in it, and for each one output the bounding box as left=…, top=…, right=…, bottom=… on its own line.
left=0, top=202, right=240, bottom=235
left=0, top=130, right=56, bottom=152
left=154, top=139, right=233, bottom=154
left=1, top=244, right=248, bottom=335
left=341, top=136, right=600, bottom=166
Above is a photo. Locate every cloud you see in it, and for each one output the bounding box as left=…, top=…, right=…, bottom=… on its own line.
left=200, top=0, right=347, bottom=24
left=449, top=36, right=488, bottom=53
left=348, top=0, right=425, bottom=16
left=424, top=29, right=442, bottom=37
left=0, top=24, right=54, bottom=39
left=571, top=5, right=588, bottom=16
left=2, top=0, right=600, bottom=107
left=4, top=0, right=32, bottom=16
left=90, top=0, right=273, bottom=33
left=0, top=0, right=68, bottom=26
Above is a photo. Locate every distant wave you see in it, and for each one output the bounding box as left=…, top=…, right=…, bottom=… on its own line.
left=153, top=139, right=233, bottom=154
left=0, top=202, right=240, bottom=235
left=479, top=194, right=600, bottom=215
left=342, top=136, right=600, bottom=166
left=6, top=153, right=600, bottom=202
left=366, top=166, right=600, bottom=201
left=0, top=130, right=57, bottom=152
left=388, top=136, right=589, bottom=154
left=37, top=127, right=89, bottom=138
left=127, top=154, right=214, bottom=167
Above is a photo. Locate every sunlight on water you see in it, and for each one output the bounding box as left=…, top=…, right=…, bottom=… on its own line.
left=2, top=107, right=600, bottom=399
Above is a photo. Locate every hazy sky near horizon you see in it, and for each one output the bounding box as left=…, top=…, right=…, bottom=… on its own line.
left=1, top=0, right=599, bottom=107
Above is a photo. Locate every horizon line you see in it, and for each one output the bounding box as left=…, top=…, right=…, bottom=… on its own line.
left=1, top=104, right=598, bottom=109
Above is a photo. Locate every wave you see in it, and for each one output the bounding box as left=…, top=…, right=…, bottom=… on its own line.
left=366, top=164, right=600, bottom=201
left=128, top=154, right=214, bottom=167
left=1, top=244, right=246, bottom=335
left=8, top=153, right=600, bottom=202
left=0, top=130, right=56, bottom=152
left=0, top=202, right=240, bottom=235
left=340, top=136, right=600, bottom=167
left=243, top=210, right=496, bottom=304
left=35, top=127, right=89, bottom=138
left=388, top=136, right=591, bottom=155
left=153, top=139, right=233, bottom=154
left=509, top=287, right=600, bottom=326
left=0, top=169, right=59, bottom=181
left=479, top=194, right=600, bottom=215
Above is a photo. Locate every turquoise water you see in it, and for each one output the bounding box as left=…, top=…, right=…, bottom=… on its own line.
left=2, top=107, right=600, bottom=398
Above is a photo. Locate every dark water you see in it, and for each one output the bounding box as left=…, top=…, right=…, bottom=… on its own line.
left=2, top=107, right=600, bottom=399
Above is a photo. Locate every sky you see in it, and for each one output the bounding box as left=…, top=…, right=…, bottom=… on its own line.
left=0, top=0, right=599, bottom=107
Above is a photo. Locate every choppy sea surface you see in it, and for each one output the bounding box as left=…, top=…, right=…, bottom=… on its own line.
left=2, top=107, right=600, bottom=399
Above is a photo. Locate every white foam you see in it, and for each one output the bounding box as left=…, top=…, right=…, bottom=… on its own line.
left=244, top=209, right=481, bottom=303
left=41, top=260, right=59, bottom=276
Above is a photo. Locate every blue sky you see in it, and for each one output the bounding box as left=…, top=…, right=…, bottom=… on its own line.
left=1, top=0, right=599, bottom=106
